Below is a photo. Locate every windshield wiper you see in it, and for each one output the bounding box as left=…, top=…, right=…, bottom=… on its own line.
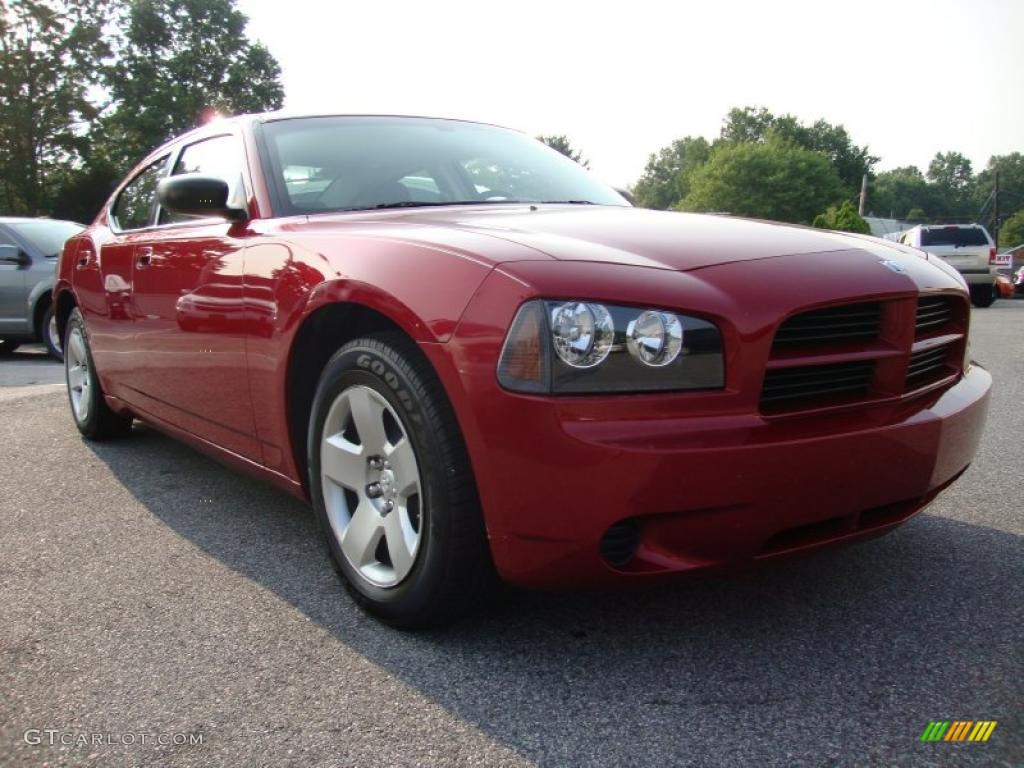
left=360, top=200, right=524, bottom=211
left=539, top=200, right=595, bottom=205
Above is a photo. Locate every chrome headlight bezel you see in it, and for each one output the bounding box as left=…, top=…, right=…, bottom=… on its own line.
left=497, top=299, right=725, bottom=394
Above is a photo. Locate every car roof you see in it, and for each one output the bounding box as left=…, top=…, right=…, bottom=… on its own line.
left=0, top=217, right=82, bottom=226
left=198, top=111, right=516, bottom=133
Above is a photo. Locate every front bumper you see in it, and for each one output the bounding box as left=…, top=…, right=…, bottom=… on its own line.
left=465, top=364, right=990, bottom=588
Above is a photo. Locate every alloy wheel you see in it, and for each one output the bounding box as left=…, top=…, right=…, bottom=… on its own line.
left=48, top=314, right=62, bottom=356
left=320, top=385, right=423, bottom=588
left=65, top=326, right=90, bottom=422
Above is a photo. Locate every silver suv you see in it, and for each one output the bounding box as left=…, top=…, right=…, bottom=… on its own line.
left=0, top=217, right=84, bottom=359
left=898, top=224, right=998, bottom=307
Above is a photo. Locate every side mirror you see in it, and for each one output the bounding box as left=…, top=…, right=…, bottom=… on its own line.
left=157, top=174, right=248, bottom=222
left=0, top=244, right=28, bottom=266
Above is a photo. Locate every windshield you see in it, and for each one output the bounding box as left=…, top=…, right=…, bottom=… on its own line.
left=920, top=226, right=989, bottom=247
left=8, top=220, right=83, bottom=256
left=260, top=116, right=629, bottom=215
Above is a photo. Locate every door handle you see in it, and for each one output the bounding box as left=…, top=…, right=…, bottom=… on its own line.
left=136, top=247, right=153, bottom=268
left=76, top=249, right=96, bottom=269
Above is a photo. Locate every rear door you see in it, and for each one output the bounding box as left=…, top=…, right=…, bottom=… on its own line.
left=0, top=225, right=28, bottom=335
left=919, top=226, right=991, bottom=274
left=89, top=156, right=171, bottom=390
left=129, top=133, right=259, bottom=460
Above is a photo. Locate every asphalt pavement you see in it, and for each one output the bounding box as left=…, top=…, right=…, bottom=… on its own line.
left=1, top=304, right=1021, bottom=768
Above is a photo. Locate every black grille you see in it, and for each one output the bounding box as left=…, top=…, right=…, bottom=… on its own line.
left=773, top=302, right=882, bottom=348
left=906, top=346, right=952, bottom=388
left=761, top=360, right=875, bottom=407
left=915, top=297, right=953, bottom=335
left=599, top=520, right=640, bottom=567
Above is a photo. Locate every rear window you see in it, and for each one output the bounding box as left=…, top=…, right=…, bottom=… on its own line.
left=920, top=227, right=989, bottom=247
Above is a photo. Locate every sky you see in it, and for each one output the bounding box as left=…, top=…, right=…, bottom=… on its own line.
left=236, top=0, right=1024, bottom=189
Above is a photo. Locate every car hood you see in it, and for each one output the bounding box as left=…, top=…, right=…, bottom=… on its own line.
left=300, top=205, right=917, bottom=272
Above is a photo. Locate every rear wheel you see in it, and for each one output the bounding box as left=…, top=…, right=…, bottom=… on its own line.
left=65, top=308, right=133, bottom=440
left=41, top=304, right=62, bottom=360
left=308, top=334, right=494, bottom=628
left=970, top=284, right=996, bottom=308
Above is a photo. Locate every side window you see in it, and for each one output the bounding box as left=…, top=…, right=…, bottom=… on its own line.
left=162, top=135, right=245, bottom=224
left=0, top=227, right=17, bottom=247
left=111, top=157, right=168, bottom=231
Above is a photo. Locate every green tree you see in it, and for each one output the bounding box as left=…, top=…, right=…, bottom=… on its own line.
left=926, top=151, right=974, bottom=216
left=720, top=106, right=877, bottom=193
left=0, top=0, right=110, bottom=215
left=974, top=153, right=1024, bottom=236
left=999, top=209, right=1024, bottom=247
left=536, top=134, right=589, bottom=168
left=906, top=207, right=926, bottom=222
left=679, top=137, right=846, bottom=224
left=630, top=136, right=710, bottom=210
left=99, top=0, right=284, bottom=172
left=812, top=199, right=870, bottom=234
left=868, top=166, right=943, bottom=220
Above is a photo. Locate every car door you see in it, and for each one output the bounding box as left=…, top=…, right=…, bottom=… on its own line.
left=129, top=133, right=259, bottom=460
left=0, top=225, right=29, bottom=335
left=86, top=156, right=171, bottom=392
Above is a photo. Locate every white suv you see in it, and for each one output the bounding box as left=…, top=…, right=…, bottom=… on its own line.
left=898, top=224, right=998, bottom=307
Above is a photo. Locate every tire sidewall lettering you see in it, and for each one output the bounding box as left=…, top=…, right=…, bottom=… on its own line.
left=356, top=352, right=421, bottom=425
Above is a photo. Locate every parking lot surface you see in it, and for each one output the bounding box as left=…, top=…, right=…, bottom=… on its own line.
left=1, top=304, right=1021, bottom=767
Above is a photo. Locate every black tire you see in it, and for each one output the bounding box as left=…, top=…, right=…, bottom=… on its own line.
left=64, top=307, right=133, bottom=440
left=0, top=339, right=19, bottom=355
left=970, top=284, right=996, bottom=308
left=308, top=334, right=494, bottom=629
left=40, top=303, right=62, bottom=360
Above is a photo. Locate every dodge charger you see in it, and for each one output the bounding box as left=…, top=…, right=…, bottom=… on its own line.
left=54, top=114, right=991, bottom=627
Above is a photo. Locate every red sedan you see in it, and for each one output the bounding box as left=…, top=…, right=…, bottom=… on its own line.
left=54, top=114, right=991, bottom=627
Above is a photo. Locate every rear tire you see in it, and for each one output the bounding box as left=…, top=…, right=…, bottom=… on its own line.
left=64, top=308, right=133, bottom=440
left=41, top=304, right=62, bottom=360
left=308, top=334, right=494, bottom=629
left=970, top=284, right=996, bottom=308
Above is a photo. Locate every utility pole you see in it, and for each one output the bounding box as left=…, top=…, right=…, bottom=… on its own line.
left=858, top=174, right=868, bottom=216
left=993, top=170, right=1000, bottom=243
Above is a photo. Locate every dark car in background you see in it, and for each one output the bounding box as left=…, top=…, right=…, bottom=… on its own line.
left=0, top=217, right=84, bottom=359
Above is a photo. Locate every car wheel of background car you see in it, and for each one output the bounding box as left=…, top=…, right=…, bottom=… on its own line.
left=969, top=285, right=996, bottom=308
left=0, top=339, right=19, bottom=355
left=308, top=334, right=494, bottom=629
left=64, top=308, right=133, bottom=440
left=41, top=304, right=62, bottom=360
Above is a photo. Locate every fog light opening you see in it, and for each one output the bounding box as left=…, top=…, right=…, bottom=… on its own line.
left=600, top=519, right=640, bottom=567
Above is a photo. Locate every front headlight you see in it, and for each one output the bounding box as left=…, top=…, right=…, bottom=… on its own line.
left=497, top=299, right=725, bottom=394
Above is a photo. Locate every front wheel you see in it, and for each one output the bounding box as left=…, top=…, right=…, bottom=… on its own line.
left=64, top=308, right=133, bottom=440
left=308, top=334, right=494, bottom=628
